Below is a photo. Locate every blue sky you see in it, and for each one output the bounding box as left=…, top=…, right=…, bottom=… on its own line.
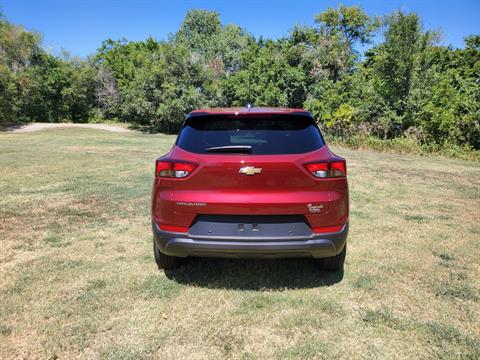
left=1, top=0, right=479, bottom=57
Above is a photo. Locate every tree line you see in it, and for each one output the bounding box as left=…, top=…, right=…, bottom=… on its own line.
left=0, top=6, right=479, bottom=150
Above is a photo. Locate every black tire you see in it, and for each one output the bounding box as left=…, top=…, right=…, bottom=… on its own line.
left=316, top=244, right=346, bottom=271
left=153, top=239, right=180, bottom=269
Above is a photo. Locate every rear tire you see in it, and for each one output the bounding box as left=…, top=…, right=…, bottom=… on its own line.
left=316, top=244, right=346, bottom=271
left=153, top=239, right=180, bottom=269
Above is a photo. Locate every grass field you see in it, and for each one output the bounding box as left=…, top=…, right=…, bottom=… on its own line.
left=1, top=128, right=479, bottom=359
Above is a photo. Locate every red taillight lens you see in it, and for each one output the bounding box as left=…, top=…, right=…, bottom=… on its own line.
left=155, top=160, right=197, bottom=178
left=156, top=161, right=173, bottom=177
left=330, top=161, right=346, bottom=177
left=304, top=160, right=346, bottom=178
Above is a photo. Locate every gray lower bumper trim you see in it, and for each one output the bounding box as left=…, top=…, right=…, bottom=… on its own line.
left=152, top=221, right=348, bottom=259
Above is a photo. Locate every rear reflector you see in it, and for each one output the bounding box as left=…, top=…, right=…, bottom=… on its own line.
left=304, top=160, right=346, bottom=178
left=159, top=224, right=189, bottom=232
left=312, top=225, right=343, bottom=234
left=155, top=160, right=197, bottom=178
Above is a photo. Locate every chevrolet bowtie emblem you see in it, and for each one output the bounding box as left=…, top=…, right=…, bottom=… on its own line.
left=239, top=166, right=262, bottom=175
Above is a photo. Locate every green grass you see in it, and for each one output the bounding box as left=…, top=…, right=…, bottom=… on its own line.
left=1, top=128, right=479, bottom=359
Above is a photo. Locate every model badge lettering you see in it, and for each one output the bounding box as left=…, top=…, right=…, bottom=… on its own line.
left=176, top=202, right=207, bottom=207
left=239, top=166, right=262, bottom=175
left=307, top=203, right=324, bottom=213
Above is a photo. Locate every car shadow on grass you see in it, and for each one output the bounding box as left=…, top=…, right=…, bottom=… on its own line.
left=164, top=257, right=343, bottom=290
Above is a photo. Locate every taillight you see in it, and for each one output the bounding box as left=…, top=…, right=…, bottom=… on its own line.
left=155, top=160, right=197, bottom=178
left=304, top=160, right=346, bottom=178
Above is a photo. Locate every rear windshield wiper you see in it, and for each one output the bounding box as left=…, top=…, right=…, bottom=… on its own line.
left=205, top=145, right=252, bottom=154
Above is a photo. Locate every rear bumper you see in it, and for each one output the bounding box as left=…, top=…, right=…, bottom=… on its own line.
left=152, top=221, right=348, bottom=259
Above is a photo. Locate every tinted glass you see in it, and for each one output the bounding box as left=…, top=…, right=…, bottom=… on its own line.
left=176, top=115, right=324, bottom=155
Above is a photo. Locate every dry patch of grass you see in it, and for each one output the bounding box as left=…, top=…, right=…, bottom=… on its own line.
left=1, top=128, right=479, bottom=359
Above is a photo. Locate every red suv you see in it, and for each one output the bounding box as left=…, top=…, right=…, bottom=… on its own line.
left=151, top=108, right=349, bottom=271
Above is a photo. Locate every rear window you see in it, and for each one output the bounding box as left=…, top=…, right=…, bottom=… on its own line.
left=176, top=114, right=324, bottom=155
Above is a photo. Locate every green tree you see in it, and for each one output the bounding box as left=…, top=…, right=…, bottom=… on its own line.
left=369, top=12, right=437, bottom=117
left=173, top=9, right=254, bottom=77
left=173, top=9, right=222, bottom=58
left=223, top=40, right=305, bottom=107
left=300, top=5, right=380, bottom=131
left=0, top=13, right=42, bottom=123
left=315, top=5, right=380, bottom=50
left=414, top=36, right=480, bottom=147
left=116, top=42, right=214, bottom=132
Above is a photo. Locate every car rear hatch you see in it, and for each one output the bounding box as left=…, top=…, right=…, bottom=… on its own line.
left=167, top=113, right=348, bottom=230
